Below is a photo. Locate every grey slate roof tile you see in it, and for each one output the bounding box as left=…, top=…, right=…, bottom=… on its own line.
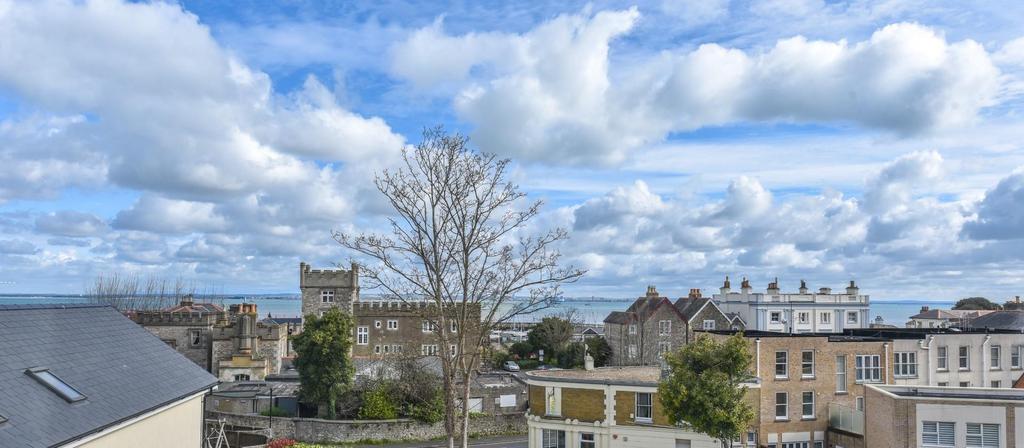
left=0, top=304, right=218, bottom=447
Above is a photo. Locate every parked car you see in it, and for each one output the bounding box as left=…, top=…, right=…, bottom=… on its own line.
left=503, top=360, right=520, bottom=372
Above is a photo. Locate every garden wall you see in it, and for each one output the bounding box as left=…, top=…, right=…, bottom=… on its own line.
left=206, top=410, right=526, bottom=443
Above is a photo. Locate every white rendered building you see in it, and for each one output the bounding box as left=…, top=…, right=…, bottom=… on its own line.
left=712, top=277, right=870, bottom=333
left=888, top=330, right=1024, bottom=389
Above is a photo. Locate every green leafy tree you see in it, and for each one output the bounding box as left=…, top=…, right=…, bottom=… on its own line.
left=953, top=297, right=1001, bottom=310
left=585, top=337, right=612, bottom=367
left=293, top=308, right=355, bottom=419
left=527, top=316, right=573, bottom=361
left=359, top=384, right=399, bottom=420
left=509, top=341, right=534, bottom=359
left=659, top=333, right=755, bottom=448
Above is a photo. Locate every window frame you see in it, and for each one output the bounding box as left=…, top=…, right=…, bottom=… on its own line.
left=320, top=290, right=334, bottom=303
left=921, top=420, right=955, bottom=447
left=628, top=324, right=637, bottom=335
left=188, top=328, right=203, bottom=348
left=635, top=392, right=654, bottom=423
left=801, top=350, right=815, bottom=378
left=991, top=345, right=1001, bottom=370
left=25, top=367, right=86, bottom=402
left=1012, top=345, right=1021, bottom=369
left=959, top=346, right=970, bottom=370
left=579, top=432, right=595, bottom=448
left=797, top=312, right=809, bottom=324
left=387, top=319, right=398, bottom=330
left=937, top=346, right=948, bottom=370
left=855, top=354, right=881, bottom=383
left=801, top=391, right=815, bottom=419
left=770, top=311, right=782, bottom=323
left=835, top=355, right=847, bottom=393
left=966, top=422, right=999, bottom=448
left=775, top=350, right=788, bottom=379
left=421, top=344, right=438, bottom=356
left=894, top=351, right=918, bottom=377
left=659, top=320, right=672, bottom=335
left=542, top=429, right=566, bottom=448
left=702, top=319, right=716, bottom=330
left=820, top=312, right=831, bottom=324
left=846, top=311, right=858, bottom=324
left=774, top=392, right=788, bottom=421
left=356, top=326, right=369, bottom=345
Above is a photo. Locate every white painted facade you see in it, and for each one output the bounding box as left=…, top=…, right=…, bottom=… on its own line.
left=525, top=377, right=725, bottom=448
left=712, top=280, right=869, bottom=333
left=891, top=332, right=1024, bottom=388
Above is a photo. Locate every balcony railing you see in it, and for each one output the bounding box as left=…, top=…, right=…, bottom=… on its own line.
left=828, top=402, right=864, bottom=435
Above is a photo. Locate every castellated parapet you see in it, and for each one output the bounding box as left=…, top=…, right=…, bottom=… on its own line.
left=299, top=261, right=360, bottom=319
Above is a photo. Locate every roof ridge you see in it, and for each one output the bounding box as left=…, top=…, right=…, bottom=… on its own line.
left=0, top=303, right=113, bottom=311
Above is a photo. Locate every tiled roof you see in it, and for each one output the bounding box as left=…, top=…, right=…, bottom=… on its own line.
left=163, top=302, right=224, bottom=313
left=674, top=297, right=710, bottom=321
left=603, top=310, right=632, bottom=324
left=0, top=304, right=218, bottom=447
left=963, top=311, right=1024, bottom=330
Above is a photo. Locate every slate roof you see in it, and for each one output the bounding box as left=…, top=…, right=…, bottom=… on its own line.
left=0, top=304, right=218, bottom=447
left=963, top=311, right=1024, bottom=330
left=674, top=297, right=711, bottom=321
left=603, top=310, right=631, bottom=324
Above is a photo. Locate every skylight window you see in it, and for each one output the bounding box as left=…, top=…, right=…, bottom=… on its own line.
left=25, top=368, right=86, bottom=402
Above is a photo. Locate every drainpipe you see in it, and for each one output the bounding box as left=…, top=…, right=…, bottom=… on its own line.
left=920, top=335, right=933, bottom=386
left=755, top=338, right=762, bottom=379
left=982, top=334, right=992, bottom=387
left=884, top=342, right=890, bottom=384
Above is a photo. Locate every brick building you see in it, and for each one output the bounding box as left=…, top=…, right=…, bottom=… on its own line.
left=708, top=330, right=893, bottom=448
left=299, top=262, right=481, bottom=359
left=865, top=384, right=1024, bottom=447
left=604, top=287, right=739, bottom=366
left=523, top=365, right=724, bottom=448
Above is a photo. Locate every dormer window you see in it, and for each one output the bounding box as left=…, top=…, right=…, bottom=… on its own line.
left=321, top=290, right=335, bottom=303
left=25, top=368, right=85, bottom=402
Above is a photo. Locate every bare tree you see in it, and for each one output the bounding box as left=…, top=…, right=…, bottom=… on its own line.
left=336, top=128, right=584, bottom=447
left=86, top=272, right=220, bottom=312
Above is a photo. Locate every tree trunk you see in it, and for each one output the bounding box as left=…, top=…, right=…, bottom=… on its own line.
left=460, top=376, right=471, bottom=448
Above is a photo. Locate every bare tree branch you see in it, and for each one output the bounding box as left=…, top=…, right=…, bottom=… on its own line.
left=334, top=127, right=585, bottom=447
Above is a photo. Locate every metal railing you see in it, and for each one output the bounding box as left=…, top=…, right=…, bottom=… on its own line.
left=828, top=402, right=864, bottom=435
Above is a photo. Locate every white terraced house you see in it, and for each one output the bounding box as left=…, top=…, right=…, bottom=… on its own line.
left=713, top=277, right=870, bottom=333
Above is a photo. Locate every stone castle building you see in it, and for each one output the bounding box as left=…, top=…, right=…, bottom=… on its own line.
left=299, top=262, right=482, bottom=358
left=133, top=298, right=288, bottom=382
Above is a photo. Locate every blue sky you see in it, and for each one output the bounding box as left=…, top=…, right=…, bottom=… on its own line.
left=2, top=0, right=1024, bottom=300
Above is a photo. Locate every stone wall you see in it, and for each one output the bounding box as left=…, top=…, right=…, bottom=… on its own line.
left=206, top=410, right=525, bottom=443
left=141, top=324, right=211, bottom=370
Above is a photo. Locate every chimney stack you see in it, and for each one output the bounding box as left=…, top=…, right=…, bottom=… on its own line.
left=720, top=276, right=731, bottom=294
left=180, top=294, right=194, bottom=308
left=741, top=277, right=752, bottom=294
left=688, top=288, right=702, bottom=299
left=646, top=285, right=659, bottom=297
left=767, top=277, right=780, bottom=294
left=819, top=287, right=832, bottom=295
left=921, top=306, right=930, bottom=313
left=799, top=279, right=808, bottom=294
left=846, top=280, right=859, bottom=295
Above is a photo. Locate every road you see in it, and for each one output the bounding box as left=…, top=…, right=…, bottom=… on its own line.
left=348, top=435, right=528, bottom=448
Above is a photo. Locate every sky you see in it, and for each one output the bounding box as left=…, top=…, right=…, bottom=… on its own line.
left=2, top=0, right=1024, bottom=300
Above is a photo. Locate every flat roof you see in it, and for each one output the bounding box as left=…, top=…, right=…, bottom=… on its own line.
left=871, top=384, right=1024, bottom=402
left=525, top=366, right=661, bottom=386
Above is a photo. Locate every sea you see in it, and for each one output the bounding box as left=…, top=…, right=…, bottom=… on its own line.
left=0, top=294, right=949, bottom=327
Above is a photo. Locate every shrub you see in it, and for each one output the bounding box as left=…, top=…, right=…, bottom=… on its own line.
left=407, top=393, right=444, bottom=424
left=358, top=385, right=398, bottom=420
left=509, top=341, right=534, bottom=359
left=260, top=406, right=290, bottom=417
